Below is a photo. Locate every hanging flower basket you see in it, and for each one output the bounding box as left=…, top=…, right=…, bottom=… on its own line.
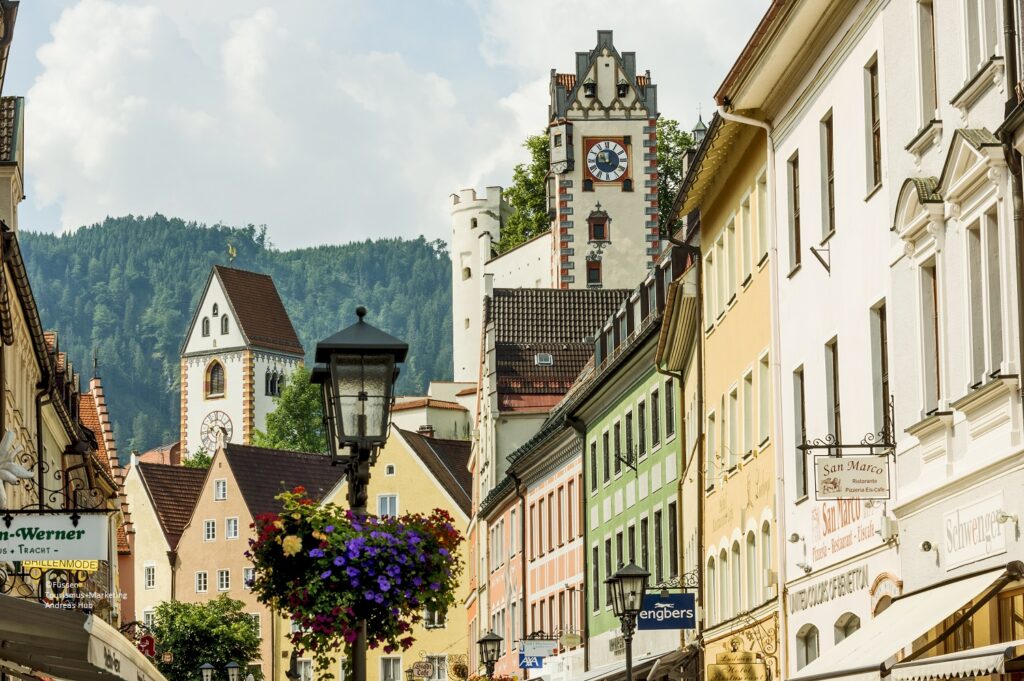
left=247, top=487, right=463, bottom=670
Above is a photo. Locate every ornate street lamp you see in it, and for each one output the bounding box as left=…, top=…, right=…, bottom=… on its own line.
left=199, top=664, right=215, bottom=681
left=311, top=305, right=407, bottom=513
left=477, top=631, right=503, bottom=680
left=606, top=562, right=650, bottom=681
left=404, top=668, right=415, bottom=681
left=225, top=662, right=240, bottom=681
left=311, top=306, right=407, bottom=681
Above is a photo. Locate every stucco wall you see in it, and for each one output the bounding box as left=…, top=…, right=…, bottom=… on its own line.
left=123, top=466, right=174, bottom=624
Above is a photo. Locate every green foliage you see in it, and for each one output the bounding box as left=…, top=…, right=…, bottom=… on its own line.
left=151, top=595, right=262, bottom=681
left=496, top=132, right=550, bottom=254
left=184, top=449, right=212, bottom=469
left=251, top=365, right=326, bottom=453
left=656, top=118, right=695, bottom=235
left=20, top=215, right=453, bottom=456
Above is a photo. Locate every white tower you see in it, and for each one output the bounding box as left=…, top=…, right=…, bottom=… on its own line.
left=450, top=187, right=508, bottom=382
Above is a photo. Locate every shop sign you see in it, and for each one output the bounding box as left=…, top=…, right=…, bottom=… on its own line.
left=412, top=661, right=434, bottom=677
left=814, top=455, right=890, bottom=500
left=559, top=632, right=582, bottom=648
left=609, top=635, right=625, bottom=655
left=519, top=654, right=543, bottom=670
left=943, top=493, right=1006, bottom=570
left=638, top=593, right=696, bottom=630
left=0, top=514, right=108, bottom=560
left=23, top=559, right=100, bottom=572
left=519, top=639, right=557, bottom=657
left=707, top=662, right=767, bottom=681
left=810, top=500, right=879, bottom=563
left=789, top=564, right=869, bottom=614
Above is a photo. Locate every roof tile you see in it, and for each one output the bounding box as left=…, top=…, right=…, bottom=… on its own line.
left=396, top=429, right=472, bottom=516
left=137, top=463, right=208, bottom=549
left=214, top=266, right=303, bottom=354
left=223, top=444, right=344, bottom=518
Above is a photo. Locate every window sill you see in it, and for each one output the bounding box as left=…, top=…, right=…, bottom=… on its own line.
left=741, top=273, right=753, bottom=289
left=705, top=485, right=716, bottom=495
left=757, top=252, right=769, bottom=269
left=787, top=263, right=802, bottom=279
left=950, top=55, right=1004, bottom=115
left=794, top=494, right=809, bottom=506
left=820, top=229, right=836, bottom=246
left=742, top=450, right=754, bottom=462
left=206, top=394, right=226, bottom=400
left=905, top=119, right=942, bottom=156
left=727, top=293, right=737, bottom=308
left=759, top=436, right=771, bottom=451
left=864, top=182, right=883, bottom=202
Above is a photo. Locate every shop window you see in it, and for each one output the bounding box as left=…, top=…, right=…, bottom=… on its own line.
left=941, top=607, right=974, bottom=654
left=834, top=612, right=861, bottom=643
left=796, top=624, right=820, bottom=669
left=998, top=588, right=1024, bottom=642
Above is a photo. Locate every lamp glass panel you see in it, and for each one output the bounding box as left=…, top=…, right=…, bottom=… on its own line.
left=607, top=578, right=625, bottom=617
left=622, top=574, right=647, bottom=613
left=329, top=354, right=395, bottom=442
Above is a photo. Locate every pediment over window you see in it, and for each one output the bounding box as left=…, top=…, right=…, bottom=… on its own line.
left=893, top=176, right=943, bottom=247
left=937, top=128, right=1003, bottom=206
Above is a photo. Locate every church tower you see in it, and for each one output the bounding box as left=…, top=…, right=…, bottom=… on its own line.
left=179, top=266, right=304, bottom=458
left=548, top=30, right=660, bottom=289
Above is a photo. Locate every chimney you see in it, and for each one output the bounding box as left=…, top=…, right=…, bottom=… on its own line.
left=417, top=424, right=435, bottom=438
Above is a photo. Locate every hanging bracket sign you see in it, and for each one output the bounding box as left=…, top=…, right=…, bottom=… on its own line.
left=814, top=455, right=890, bottom=500
left=0, top=513, right=109, bottom=560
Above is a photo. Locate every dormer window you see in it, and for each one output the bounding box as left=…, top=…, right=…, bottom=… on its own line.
left=201, top=317, right=210, bottom=337
left=221, top=315, right=230, bottom=335
left=583, top=80, right=596, bottom=97
left=617, top=79, right=629, bottom=98
left=212, top=303, right=219, bottom=317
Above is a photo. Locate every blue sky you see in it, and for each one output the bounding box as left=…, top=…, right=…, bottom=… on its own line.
left=5, top=0, right=767, bottom=249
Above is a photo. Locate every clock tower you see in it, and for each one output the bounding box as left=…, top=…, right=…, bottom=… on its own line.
left=548, top=29, right=660, bottom=289
left=179, top=266, right=304, bottom=459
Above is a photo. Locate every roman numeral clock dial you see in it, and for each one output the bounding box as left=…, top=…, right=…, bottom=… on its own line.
left=201, top=410, right=233, bottom=450
left=586, top=140, right=628, bottom=182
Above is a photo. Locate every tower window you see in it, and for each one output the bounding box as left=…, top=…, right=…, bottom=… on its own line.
left=617, top=81, right=629, bottom=98
left=583, top=81, right=596, bottom=97
left=201, top=318, right=210, bottom=337
left=587, top=261, right=602, bottom=287
left=221, top=315, right=229, bottom=334
left=471, top=218, right=478, bottom=229
left=212, top=303, right=219, bottom=317
left=206, top=361, right=225, bottom=398
left=590, top=222, right=607, bottom=241
left=462, top=267, right=471, bottom=281
left=622, top=178, right=633, bottom=192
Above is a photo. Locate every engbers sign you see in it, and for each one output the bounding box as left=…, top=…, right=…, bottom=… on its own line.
left=0, top=513, right=109, bottom=560
left=814, top=455, right=890, bottom=500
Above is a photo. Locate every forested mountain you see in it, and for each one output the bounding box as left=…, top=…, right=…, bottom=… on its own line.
left=21, top=215, right=453, bottom=456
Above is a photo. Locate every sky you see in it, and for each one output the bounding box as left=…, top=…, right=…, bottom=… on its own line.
left=5, top=0, right=768, bottom=249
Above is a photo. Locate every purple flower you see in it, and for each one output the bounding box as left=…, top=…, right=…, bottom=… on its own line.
left=439, top=548, right=449, bottom=556
left=378, top=576, right=391, bottom=592
left=325, top=525, right=335, bottom=533
left=412, top=577, right=423, bottom=587
left=364, top=590, right=377, bottom=601
left=346, top=567, right=359, bottom=577
left=333, top=556, right=345, bottom=567
left=309, top=548, right=325, bottom=558
left=429, top=582, right=440, bottom=590
left=320, top=570, right=333, bottom=580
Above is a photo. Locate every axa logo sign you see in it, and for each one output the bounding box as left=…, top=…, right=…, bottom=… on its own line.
left=519, top=654, right=543, bottom=669
left=638, top=593, right=696, bottom=630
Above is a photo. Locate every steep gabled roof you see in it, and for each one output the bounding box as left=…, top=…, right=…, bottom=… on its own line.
left=486, top=288, right=629, bottom=409
left=396, top=429, right=472, bottom=517
left=214, top=266, right=303, bottom=354
left=137, top=463, right=208, bottom=549
left=223, top=444, right=343, bottom=518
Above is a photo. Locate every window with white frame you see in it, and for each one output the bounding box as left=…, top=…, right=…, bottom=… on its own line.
left=381, top=658, right=401, bottom=681
left=835, top=612, right=861, bottom=643
left=214, top=479, right=227, bottom=500
left=788, top=153, right=802, bottom=269
left=726, top=216, right=737, bottom=301
left=966, top=207, right=1005, bottom=388
left=704, top=251, right=716, bottom=329
left=761, top=521, right=772, bottom=597
left=707, top=556, right=717, bottom=624
left=719, top=548, right=730, bottom=619
left=741, top=195, right=753, bottom=280
left=218, top=569, right=230, bottom=591
left=427, top=656, right=447, bottom=681
left=243, top=567, right=255, bottom=590
left=821, top=111, right=835, bottom=237
left=716, top=236, right=726, bottom=315
left=866, top=56, right=882, bottom=189
left=920, top=260, right=942, bottom=414
left=797, top=624, right=821, bottom=669
left=742, top=372, right=754, bottom=456
left=424, top=606, right=447, bottom=628
left=378, top=494, right=397, bottom=517
left=706, top=411, right=717, bottom=490
left=226, top=517, right=239, bottom=540
left=249, top=613, right=260, bottom=634
left=297, top=659, right=313, bottom=681
left=746, top=531, right=757, bottom=609
left=144, top=562, right=156, bottom=589
left=731, top=541, right=741, bottom=616
left=758, top=355, right=770, bottom=444
left=728, top=388, right=738, bottom=469
left=964, top=0, right=999, bottom=75
left=917, top=0, right=937, bottom=122
left=195, top=571, right=208, bottom=593
left=509, top=507, right=517, bottom=557
left=143, top=610, right=155, bottom=629
left=385, top=464, right=396, bottom=476
left=757, top=172, right=768, bottom=262
left=794, top=366, right=808, bottom=499
left=204, top=519, right=216, bottom=541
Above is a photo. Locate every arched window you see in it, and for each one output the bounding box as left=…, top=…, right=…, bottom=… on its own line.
left=761, top=521, right=772, bottom=579
left=746, top=531, right=758, bottom=608
left=834, top=612, right=861, bottom=643
left=221, top=315, right=229, bottom=334
left=796, top=624, right=820, bottom=669
left=212, top=303, right=219, bottom=316
left=265, top=369, right=272, bottom=396
left=731, top=541, right=742, bottom=614
left=462, top=267, right=472, bottom=281
left=706, top=557, right=717, bottom=625
left=719, top=548, right=729, bottom=620
left=205, top=361, right=225, bottom=398
left=201, top=317, right=210, bottom=337
left=471, top=218, right=478, bottom=229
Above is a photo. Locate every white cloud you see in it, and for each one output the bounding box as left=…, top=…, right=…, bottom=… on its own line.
left=18, top=0, right=767, bottom=247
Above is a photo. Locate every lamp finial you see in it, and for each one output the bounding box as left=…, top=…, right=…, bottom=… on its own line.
left=356, top=306, right=367, bottom=321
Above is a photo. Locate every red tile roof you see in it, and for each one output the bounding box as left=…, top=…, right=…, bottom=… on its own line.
left=555, top=73, right=576, bottom=90
left=223, top=444, right=344, bottom=518
left=455, top=387, right=477, bottom=397
left=392, top=398, right=467, bottom=413
left=396, top=429, right=471, bottom=516
left=214, top=266, right=303, bottom=354
left=138, top=441, right=182, bottom=466
left=79, top=381, right=132, bottom=555
left=137, top=463, right=208, bottom=549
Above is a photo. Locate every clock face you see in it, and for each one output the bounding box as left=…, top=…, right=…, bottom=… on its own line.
left=586, top=140, right=628, bottom=182
left=201, top=410, right=233, bottom=451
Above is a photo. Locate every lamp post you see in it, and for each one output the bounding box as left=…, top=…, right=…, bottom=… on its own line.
left=225, top=662, right=240, bottom=681
left=477, top=631, right=503, bottom=680
left=199, top=664, right=215, bottom=681
left=606, top=563, right=650, bottom=681
left=404, top=668, right=415, bottom=681
left=198, top=663, right=241, bottom=681
left=311, top=306, right=408, bottom=681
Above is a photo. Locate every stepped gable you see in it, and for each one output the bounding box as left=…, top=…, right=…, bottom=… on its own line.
left=213, top=265, right=303, bottom=354
left=223, top=444, right=343, bottom=518
left=137, top=463, right=208, bottom=549
left=79, top=376, right=132, bottom=554
left=396, top=429, right=472, bottom=516
left=488, top=288, right=629, bottom=410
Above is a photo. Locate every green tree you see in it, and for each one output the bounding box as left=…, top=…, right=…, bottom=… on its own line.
left=152, top=596, right=262, bottom=681
left=497, top=132, right=550, bottom=254
left=184, top=449, right=212, bottom=469
left=252, top=365, right=326, bottom=453
left=656, top=118, right=695, bottom=235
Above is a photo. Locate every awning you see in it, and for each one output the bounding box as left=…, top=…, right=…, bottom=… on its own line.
left=0, top=595, right=168, bottom=681
left=580, top=651, right=666, bottom=681
left=655, top=266, right=698, bottom=373
left=890, top=639, right=1024, bottom=681
left=789, top=563, right=1020, bottom=681
left=648, top=646, right=700, bottom=681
